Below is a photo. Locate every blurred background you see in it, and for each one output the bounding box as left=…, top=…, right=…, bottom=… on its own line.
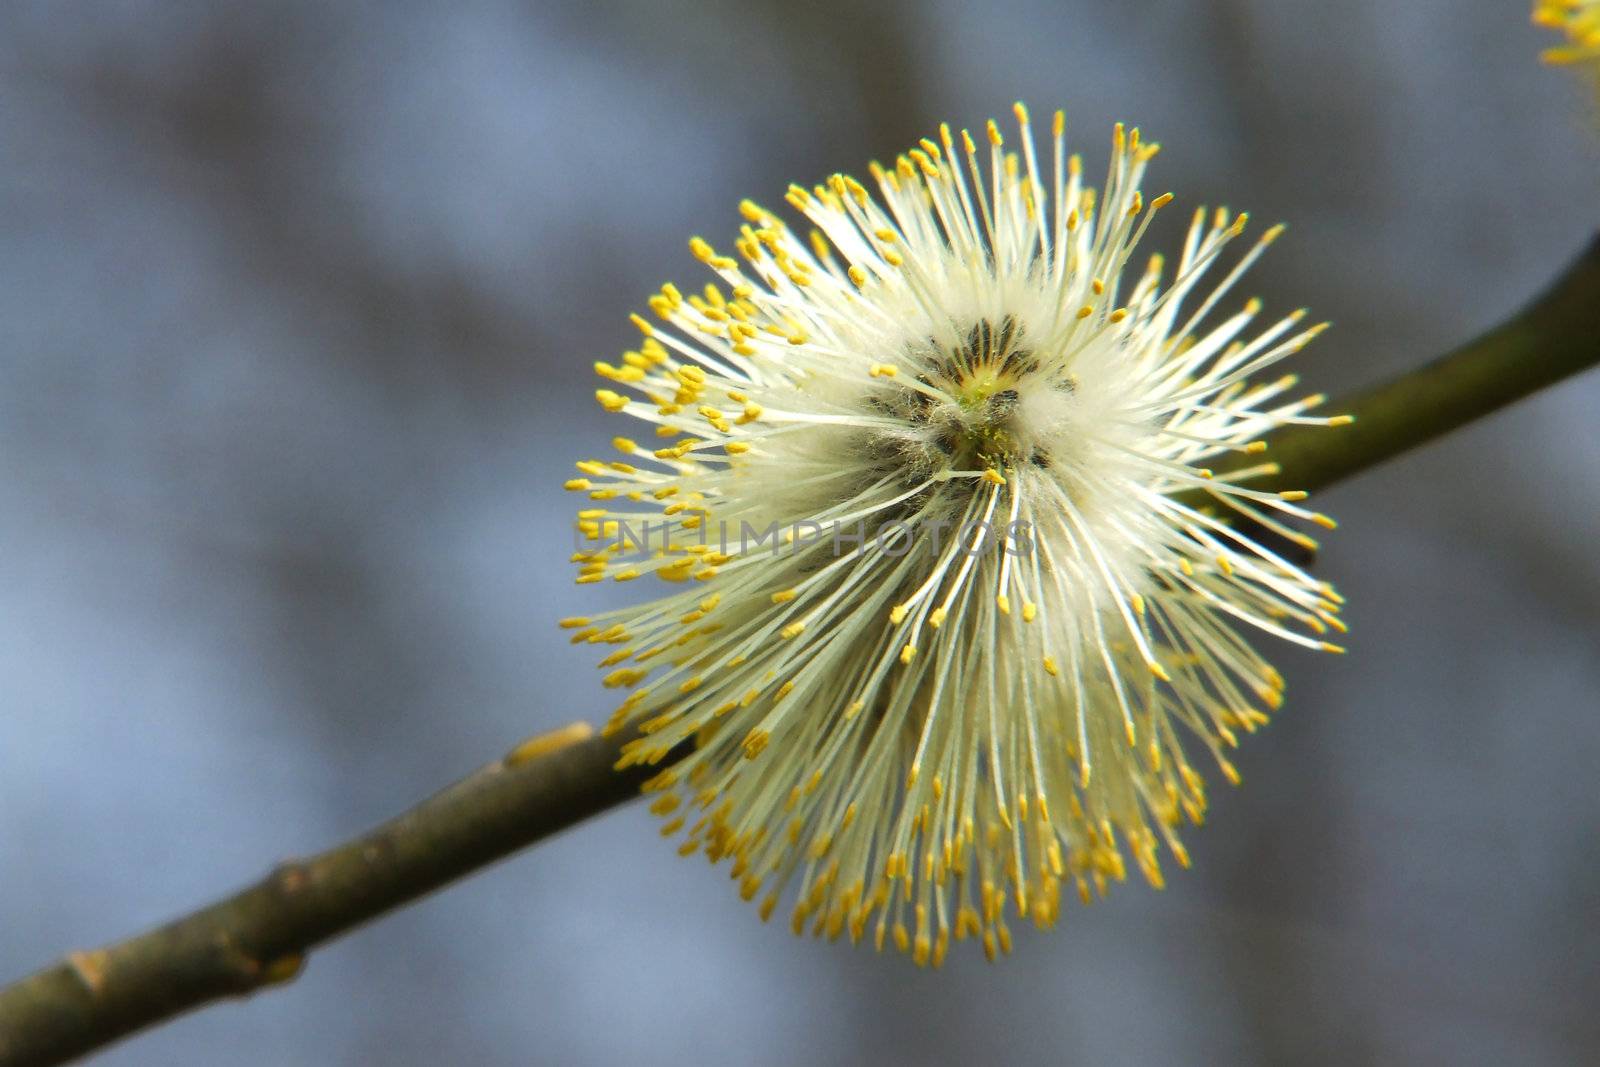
left=2, top=1, right=1598, bottom=1063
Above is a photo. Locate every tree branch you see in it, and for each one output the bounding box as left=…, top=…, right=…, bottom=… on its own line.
left=0, top=723, right=640, bottom=1067
left=1240, top=234, right=1600, bottom=495
left=3, top=236, right=1599, bottom=1067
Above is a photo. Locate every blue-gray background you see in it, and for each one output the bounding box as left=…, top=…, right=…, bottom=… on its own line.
left=3, top=2, right=1598, bottom=1064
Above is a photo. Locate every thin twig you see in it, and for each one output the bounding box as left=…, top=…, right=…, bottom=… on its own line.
left=2, top=236, right=1599, bottom=1067
left=0, top=723, right=639, bottom=1067
left=1240, top=234, right=1600, bottom=495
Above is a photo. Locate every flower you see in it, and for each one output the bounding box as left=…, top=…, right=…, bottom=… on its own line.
left=563, top=105, right=1346, bottom=966
left=1535, top=1, right=1600, bottom=65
